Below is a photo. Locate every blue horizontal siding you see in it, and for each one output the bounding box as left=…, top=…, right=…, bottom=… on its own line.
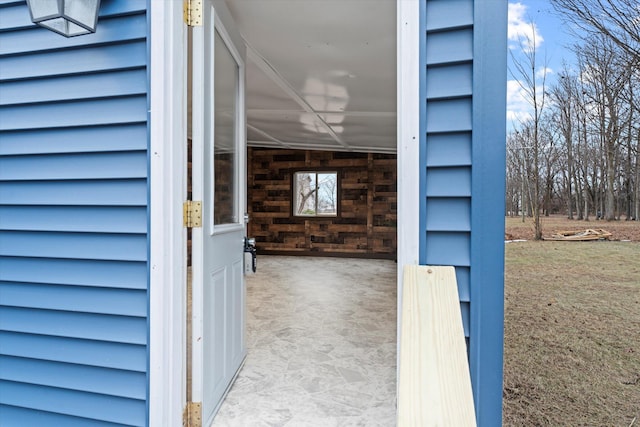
left=425, top=0, right=473, bottom=31
left=0, top=381, right=145, bottom=426
left=0, top=307, right=147, bottom=344
left=0, top=206, right=147, bottom=233
left=0, top=282, right=147, bottom=316
left=0, top=96, right=147, bottom=130
left=425, top=28, right=473, bottom=65
left=425, top=197, right=470, bottom=231
left=421, top=0, right=507, bottom=425
left=0, top=13, right=146, bottom=56
left=0, top=331, right=146, bottom=371
left=422, top=0, right=475, bottom=400
left=0, top=42, right=147, bottom=81
left=425, top=166, right=471, bottom=197
left=0, top=69, right=147, bottom=106
left=425, top=98, right=472, bottom=132
left=0, top=180, right=147, bottom=205
left=0, top=405, right=130, bottom=427
left=0, top=125, right=148, bottom=155
left=0, top=4, right=32, bottom=31
left=0, top=231, right=147, bottom=261
left=424, top=231, right=470, bottom=266
left=426, top=63, right=472, bottom=99
left=0, top=151, right=148, bottom=180
left=0, top=2, right=150, bottom=424
left=456, top=267, right=471, bottom=302
left=460, top=301, right=470, bottom=337
left=0, top=258, right=147, bottom=290
left=425, top=132, right=472, bottom=166
left=0, top=356, right=146, bottom=400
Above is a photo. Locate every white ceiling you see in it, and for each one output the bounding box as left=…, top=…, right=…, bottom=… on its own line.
left=224, top=0, right=397, bottom=154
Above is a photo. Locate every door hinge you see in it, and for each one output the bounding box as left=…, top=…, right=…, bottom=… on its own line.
left=183, top=0, right=203, bottom=26
left=183, top=201, right=202, bottom=228
left=183, top=402, right=202, bottom=427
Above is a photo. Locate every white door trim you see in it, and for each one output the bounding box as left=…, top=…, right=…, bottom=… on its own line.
left=396, top=0, right=421, bottom=376
left=148, top=2, right=187, bottom=426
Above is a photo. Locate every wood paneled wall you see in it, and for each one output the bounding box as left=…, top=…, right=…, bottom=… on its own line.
left=248, top=148, right=397, bottom=258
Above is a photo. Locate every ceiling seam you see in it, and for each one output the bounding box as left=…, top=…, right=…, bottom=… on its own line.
left=244, top=40, right=352, bottom=151
left=246, top=123, right=292, bottom=149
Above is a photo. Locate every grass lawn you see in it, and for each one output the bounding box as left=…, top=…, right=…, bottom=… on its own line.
left=503, top=239, right=640, bottom=426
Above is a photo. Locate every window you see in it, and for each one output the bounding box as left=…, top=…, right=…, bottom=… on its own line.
left=293, top=171, right=338, bottom=216
left=213, top=30, right=239, bottom=225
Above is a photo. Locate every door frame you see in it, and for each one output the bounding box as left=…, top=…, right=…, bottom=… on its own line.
left=148, top=1, right=420, bottom=425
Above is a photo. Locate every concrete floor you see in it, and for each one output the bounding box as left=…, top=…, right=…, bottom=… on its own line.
left=211, top=256, right=398, bottom=426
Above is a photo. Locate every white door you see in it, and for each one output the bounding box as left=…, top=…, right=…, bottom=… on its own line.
left=191, top=1, right=247, bottom=425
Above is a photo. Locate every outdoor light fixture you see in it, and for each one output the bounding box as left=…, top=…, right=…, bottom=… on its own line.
left=26, top=0, right=101, bottom=38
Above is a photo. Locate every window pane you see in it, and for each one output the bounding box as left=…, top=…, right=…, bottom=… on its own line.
left=317, top=173, right=337, bottom=215
left=294, top=172, right=317, bottom=215
left=293, top=171, right=337, bottom=217
left=213, top=31, right=238, bottom=225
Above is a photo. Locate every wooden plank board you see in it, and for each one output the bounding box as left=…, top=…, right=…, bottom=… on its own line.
left=398, top=265, right=476, bottom=427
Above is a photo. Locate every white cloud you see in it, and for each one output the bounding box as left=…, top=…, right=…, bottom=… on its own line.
left=508, top=2, right=543, bottom=52
left=536, top=67, right=553, bottom=79
left=507, top=79, right=533, bottom=125
left=508, top=3, right=549, bottom=127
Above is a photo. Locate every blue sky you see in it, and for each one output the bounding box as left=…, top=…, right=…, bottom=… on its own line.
left=507, top=0, right=577, bottom=127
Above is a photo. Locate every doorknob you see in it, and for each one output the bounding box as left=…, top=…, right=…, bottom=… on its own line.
left=244, top=237, right=257, bottom=274
left=244, top=213, right=250, bottom=223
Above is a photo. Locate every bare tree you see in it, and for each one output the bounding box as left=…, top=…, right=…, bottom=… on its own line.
left=577, top=35, right=631, bottom=220
left=317, top=173, right=337, bottom=213
left=550, top=0, right=640, bottom=61
left=505, top=3, right=640, bottom=223
left=296, top=173, right=317, bottom=214
left=509, top=20, right=548, bottom=239
left=550, top=66, right=579, bottom=218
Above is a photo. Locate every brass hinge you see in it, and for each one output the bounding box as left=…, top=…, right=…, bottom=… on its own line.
left=183, top=0, right=203, bottom=26
left=183, top=200, right=202, bottom=228
left=183, top=402, right=202, bottom=427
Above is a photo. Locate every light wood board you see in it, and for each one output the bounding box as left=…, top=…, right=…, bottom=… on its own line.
left=398, top=265, right=477, bottom=427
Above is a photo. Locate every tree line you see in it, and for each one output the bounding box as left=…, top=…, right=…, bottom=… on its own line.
left=506, top=0, right=639, bottom=239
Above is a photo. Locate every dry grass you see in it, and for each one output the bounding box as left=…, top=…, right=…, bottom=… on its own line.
left=503, top=223, right=640, bottom=426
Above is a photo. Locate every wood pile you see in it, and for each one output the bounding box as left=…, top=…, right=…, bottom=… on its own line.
left=543, top=229, right=612, bottom=241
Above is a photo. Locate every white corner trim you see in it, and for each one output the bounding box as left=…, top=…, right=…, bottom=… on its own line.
left=149, top=2, right=187, bottom=426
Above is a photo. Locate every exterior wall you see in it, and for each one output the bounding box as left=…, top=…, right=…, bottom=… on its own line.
left=248, top=148, right=397, bottom=258
left=0, top=1, right=150, bottom=425
left=419, top=0, right=507, bottom=425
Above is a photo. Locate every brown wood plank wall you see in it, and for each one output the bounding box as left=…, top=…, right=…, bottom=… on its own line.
left=248, top=148, right=397, bottom=258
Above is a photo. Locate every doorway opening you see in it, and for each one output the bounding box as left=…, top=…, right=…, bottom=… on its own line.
left=185, top=0, right=408, bottom=424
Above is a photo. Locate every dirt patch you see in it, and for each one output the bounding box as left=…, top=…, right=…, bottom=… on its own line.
left=503, top=241, right=640, bottom=425
left=506, top=215, right=640, bottom=242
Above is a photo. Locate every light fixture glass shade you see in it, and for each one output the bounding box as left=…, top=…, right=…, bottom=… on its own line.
left=26, top=0, right=101, bottom=37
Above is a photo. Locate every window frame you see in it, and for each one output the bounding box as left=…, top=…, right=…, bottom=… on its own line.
left=291, top=169, right=340, bottom=218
